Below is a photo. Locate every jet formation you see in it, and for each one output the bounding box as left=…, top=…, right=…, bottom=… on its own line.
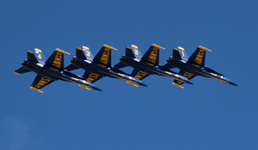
left=15, top=44, right=237, bottom=93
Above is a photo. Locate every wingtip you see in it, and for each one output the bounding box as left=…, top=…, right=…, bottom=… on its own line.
left=55, top=48, right=70, bottom=55
left=152, top=44, right=165, bottom=50
left=103, top=44, right=117, bottom=50
left=172, top=82, right=184, bottom=89
left=30, top=86, right=44, bottom=93
left=198, top=46, right=212, bottom=52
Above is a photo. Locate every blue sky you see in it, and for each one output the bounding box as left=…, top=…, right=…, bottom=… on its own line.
left=1, top=0, right=257, bottom=149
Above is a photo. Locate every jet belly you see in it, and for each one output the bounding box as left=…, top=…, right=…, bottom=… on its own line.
left=198, top=70, right=237, bottom=86
left=72, top=58, right=107, bottom=77
left=123, top=57, right=152, bottom=74
left=58, top=72, right=102, bottom=91
left=22, top=60, right=58, bottom=80
left=168, top=58, right=199, bottom=76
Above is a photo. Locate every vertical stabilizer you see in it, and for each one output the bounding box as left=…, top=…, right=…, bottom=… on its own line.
left=27, top=51, right=39, bottom=63
left=173, top=46, right=189, bottom=62
left=130, top=45, right=142, bottom=61
left=82, top=46, right=94, bottom=62
left=34, top=48, right=46, bottom=65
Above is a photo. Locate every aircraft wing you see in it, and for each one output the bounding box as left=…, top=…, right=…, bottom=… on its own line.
left=187, top=46, right=211, bottom=68
left=93, top=44, right=117, bottom=68
left=45, top=48, right=70, bottom=71
left=131, top=69, right=150, bottom=80
left=30, top=74, right=55, bottom=93
left=83, top=71, right=103, bottom=83
left=172, top=70, right=196, bottom=88
left=141, top=44, right=165, bottom=66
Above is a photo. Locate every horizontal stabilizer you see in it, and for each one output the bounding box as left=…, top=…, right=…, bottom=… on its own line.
left=159, top=63, right=175, bottom=72
left=14, top=67, right=31, bottom=75
left=65, top=64, right=80, bottom=71
left=113, top=62, right=128, bottom=69
left=111, top=67, right=130, bottom=76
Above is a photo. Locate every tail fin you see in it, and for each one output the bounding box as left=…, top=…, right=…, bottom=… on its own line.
left=27, top=51, right=39, bottom=63
left=82, top=46, right=94, bottom=62
left=34, top=48, right=46, bottom=65
left=125, top=46, right=136, bottom=58
left=76, top=46, right=94, bottom=62
left=173, top=46, right=188, bottom=62
left=130, top=45, right=142, bottom=60
left=187, top=46, right=211, bottom=68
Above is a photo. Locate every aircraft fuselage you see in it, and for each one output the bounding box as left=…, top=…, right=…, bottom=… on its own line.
left=120, top=56, right=192, bottom=84
left=22, top=59, right=101, bottom=90
left=167, top=57, right=237, bottom=85
left=71, top=57, right=147, bottom=87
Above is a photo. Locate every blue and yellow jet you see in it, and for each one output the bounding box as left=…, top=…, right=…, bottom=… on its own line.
left=113, top=44, right=193, bottom=86
left=164, top=46, right=237, bottom=88
left=14, top=48, right=102, bottom=93
left=65, top=45, right=147, bottom=87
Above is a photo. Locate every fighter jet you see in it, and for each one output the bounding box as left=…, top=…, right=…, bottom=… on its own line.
left=164, top=46, right=237, bottom=88
left=113, top=44, right=193, bottom=87
left=65, top=45, right=147, bottom=87
left=14, top=48, right=102, bottom=93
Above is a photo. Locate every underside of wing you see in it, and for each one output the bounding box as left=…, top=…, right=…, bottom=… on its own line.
left=131, top=69, right=150, bottom=80
left=45, top=48, right=70, bottom=71
left=93, top=44, right=117, bottom=68
left=172, top=70, right=196, bottom=88
left=141, top=44, right=165, bottom=66
left=83, top=71, right=103, bottom=83
left=187, top=46, right=211, bottom=68
left=30, top=74, right=55, bottom=93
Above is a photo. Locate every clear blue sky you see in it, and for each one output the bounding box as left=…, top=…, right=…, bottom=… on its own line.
left=1, top=0, right=257, bottom=149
